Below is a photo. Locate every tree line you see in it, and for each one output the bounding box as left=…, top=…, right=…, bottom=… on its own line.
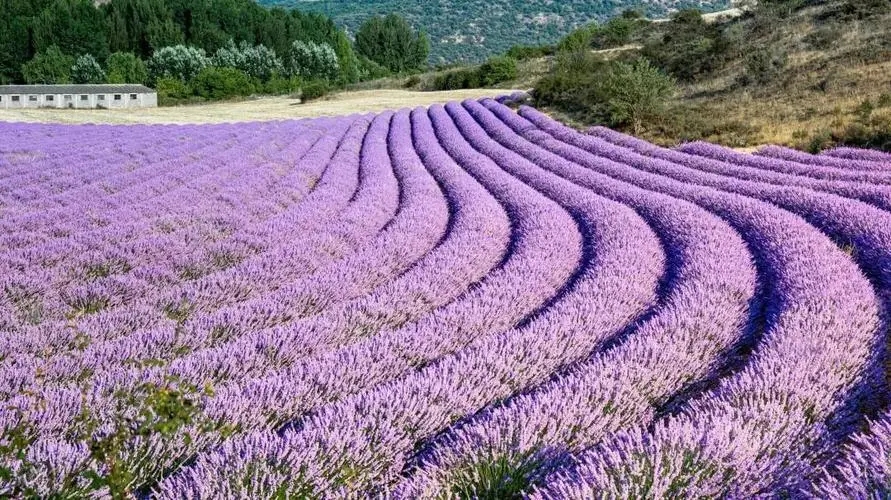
left=0, top=0, right=429, bottom=101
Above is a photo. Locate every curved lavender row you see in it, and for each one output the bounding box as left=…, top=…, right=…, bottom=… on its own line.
left=154, top=103, right=586, bottom=497
left=519, top=108, right=882, bottom=497
left=230, top=97, right=669, bottom=494
left=593, top=137, right=891, bottom=211
left=672, top=139, right=891, bottom=185
left=758, top=144, right=891, bottom=172
left=590, top=127, right=891, bottom=329
left=394, top=99, right=759, bottom=496
left=148, top=117, right=372, bottom=316
left=0, top=117, right=368, bottom=393
left=823, top=146, right=891, bottom=164
left=808, top=410, right=891, bottom=498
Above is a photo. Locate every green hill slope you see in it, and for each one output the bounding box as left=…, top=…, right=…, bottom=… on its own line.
left=256, top=0, right=730, bottom=63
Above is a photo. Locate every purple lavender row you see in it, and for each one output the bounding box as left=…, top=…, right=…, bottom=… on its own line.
left=673, top=140, right=891, bottom=185
left=0, top=117, right=365, bottom=393
left=1, top=104, right=503, bottom=494
left=0, top=122, right=333, bottom=336
left=823, top=146, right=891, bottom=164
left=394, top=99, right=759, bottom=496
left=0, top=120, right=340, bottom=366
left=585, top=135, right=891, bottom=211
left=808, top=409, right=891, bottom=498
left=758, top=144, right=891, bottom=172
left=151, top=115, right=383, bottom=318
left=590, top=127, right=891, bottom=314
left=517, top=107, right=882, bottom=497
left=153, top=103, right=586, bottom=497
left=232, top=93, right=741, bottom=497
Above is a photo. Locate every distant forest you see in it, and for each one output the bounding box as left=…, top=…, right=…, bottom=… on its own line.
left=263, top=0, right=731, bottom=63
left=0, top=0, right=353, bottom=84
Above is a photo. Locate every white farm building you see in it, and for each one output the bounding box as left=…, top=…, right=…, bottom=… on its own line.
left=0, top=84, right=157, bottom=109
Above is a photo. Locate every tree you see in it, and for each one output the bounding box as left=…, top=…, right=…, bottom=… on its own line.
left=71, top=54, right=106, bottom=84
left=354, top=14, right=429, bottom=73
left=212, top=40, right=283, bottom=82
left=148, top=45, right=208, bottom=82
left=603, top=59, right=675, bottom=135
left=191, top=66, right=255, bottom=100
left=106, top=52, right=148, bottom=84
left=32, top=0, right=109, bottom=61
left=289, top=40, right=339, bottom=81
left=22, top=45, right=74, bottom=84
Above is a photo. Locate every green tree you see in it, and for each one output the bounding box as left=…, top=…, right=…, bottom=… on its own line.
left=212, top=40, right=283, bottom=82
left=22, top=45, right=74, bottom=84
left=148, top=44, right=208, bottom=82
left=354, top=14, right=429, bottom=73
left=106, top=52, right=148, bottom=84
left=603, top=59, right=675, bottom=134
left=289, top=40, right=339, bottom=81
left=32, top=0, right=109, bottom=61
left=71, top=54, right=106, bottom=83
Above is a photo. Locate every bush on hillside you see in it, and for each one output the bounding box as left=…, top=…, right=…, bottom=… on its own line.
left=263, top=74, right=302, bottom=95
left=478, top=56, right=518, bottom=86
left=71, top=54, right=106, bottom=84
left=533, top=51, right=612, bottom=118
left=506, top=45, right=555, bottom=61
left=357, top=55, right=391, bottom=81
left=432, top=67, right=481, bottom=90
left=738, top=48, right=787, bottom=86
left=190, top=66, right=255, bottom=100
left=641, top=9, right=733, bottom=82
left=603, top=58, right=675, bottom=134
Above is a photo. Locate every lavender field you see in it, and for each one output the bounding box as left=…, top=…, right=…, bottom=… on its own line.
left=1, top=99, right=890, bottom=498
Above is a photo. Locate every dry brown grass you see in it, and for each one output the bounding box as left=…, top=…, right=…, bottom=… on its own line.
left=0, top=88, right=520, bottom=125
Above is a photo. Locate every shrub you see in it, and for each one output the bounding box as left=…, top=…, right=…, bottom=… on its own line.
left=558, top=25, right=598, bottom=53
left=404, top=75, right=422, bottom=88
left=289, top=40, right=340, bottom=82
left=739, top=48, right=787, bottom=86
left=641, top=9, right=732, bottom=82
left=190, top=66, right=255, bottom=100
left=263, top=74, right=302, bottom=95
left=71, top=54, right=106, bottom=84
left=106, top=52, right=147, bottom=84
left=506, top=45, right=555, bottom=61
left=22, top=45, right=73, bottom=84
left=431, top=67, right=481, bottom=90
left=478, top=56, right=518, bottom=86
left=803, top=27, right=841, bottom=50
left=533, top=51, right=612, bottom=118
left=357, top=55, right=391, bottom=81
left=300, top=80, right=330, bottom=102
left=603, top=59, right=676, bottom=134
left=154, top=77, right=192, bottom=105
left=148, top=45, right=208, bottom=83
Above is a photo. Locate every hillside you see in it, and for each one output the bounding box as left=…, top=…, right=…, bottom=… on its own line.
left=256, top=0, right=731, bottom=63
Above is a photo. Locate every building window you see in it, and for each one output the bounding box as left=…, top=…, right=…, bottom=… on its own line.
left=45, top=95, right=54, bottom=101
left=98, top=95, right=105, bottom=101
left=28, top=95, right=37, bottom=101
left=11, top=96, right=20, bottom=102
left=80, top=95, right=88, bottom=101
left=114, top=94, right=122, bottom=101
left=130, top=94, right=138, bottom=100
left=0, top=96, right=3, bottom=102
left=64, top=95, right=72, bottom=101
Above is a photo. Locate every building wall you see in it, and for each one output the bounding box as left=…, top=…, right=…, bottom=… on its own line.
left=0, top=91, right=158, bottom=109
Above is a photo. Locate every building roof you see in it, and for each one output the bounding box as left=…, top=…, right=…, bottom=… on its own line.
left=0, top=84, right=155, bottom=95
